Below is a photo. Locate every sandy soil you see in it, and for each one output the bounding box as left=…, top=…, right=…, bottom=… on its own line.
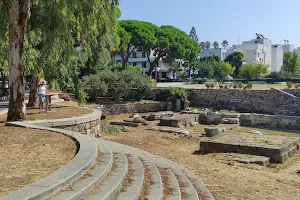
left=0, top=125, right=76, bottom=197
left=103, top=123, right=300, bottom=200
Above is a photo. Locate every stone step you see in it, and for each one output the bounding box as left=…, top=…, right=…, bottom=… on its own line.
left=101, top=140, right=163, bottom=200
left=126, top=146, right=198, bottom=200
left=50, top=143, right=113, bottom=200
left=95, top=140, right=144, bottom=200
left=86, top=150, right=128, bottom=200
left=124, top=145, right=181, bottom=200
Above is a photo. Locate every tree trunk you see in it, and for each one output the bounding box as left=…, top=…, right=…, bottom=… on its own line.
left=27, top=77, right=39, bottom=107
left=7, top=0, right=31, bottom=121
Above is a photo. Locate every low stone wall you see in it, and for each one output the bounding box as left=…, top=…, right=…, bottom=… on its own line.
left=189, top=88, right=300, bottom=116
left=26, top=107, right=102, bottom=137
left=101, top=102, right=167, bottom=115
left=200, top=133, right=300, bottom=163
left=240, top=113, right=300, bottom=129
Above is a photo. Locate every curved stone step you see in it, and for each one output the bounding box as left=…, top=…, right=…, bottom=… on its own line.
left=95, top=140, right=144, bottom=200
left=126, top=146, right=198, bottom=200
left=86, top=146, right=128, bottom=200
left=175, top=164, right=214, bottom=200
left=50, top=143, right=113, bottom=200
left=124, top=145, right=181, bottom=200
left=101, top=140, right=163, bottom=200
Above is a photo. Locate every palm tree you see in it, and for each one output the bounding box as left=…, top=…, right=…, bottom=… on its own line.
left=205, top=41, right=211, bottom=49
left=213, top=41, right=219, bottom=49
left=222, top=40, right=229, bottom=48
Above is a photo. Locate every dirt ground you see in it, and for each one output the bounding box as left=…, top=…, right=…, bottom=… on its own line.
left=0, top=125, right=76, bottom=197
left=102, top=120, right=300, bottom=200
left=0, top=106, right=91, bottom=122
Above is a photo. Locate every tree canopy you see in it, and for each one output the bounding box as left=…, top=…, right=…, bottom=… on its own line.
left=213, top=41, right=219, bottom=49
left=283, top=51, right=300, bottom=74
left=239, top=63, right=269, bottom=80
left=224, top=51, right=244, bottom=77
left=189, top=27, right=199, bottom=42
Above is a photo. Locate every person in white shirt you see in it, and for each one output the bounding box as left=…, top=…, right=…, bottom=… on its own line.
left=38, top=80, right=47, bottom=112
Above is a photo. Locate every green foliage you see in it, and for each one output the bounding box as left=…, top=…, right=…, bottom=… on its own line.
left=198, top=62, right=214, bottom=78
left=199, top=42, right=206, bottom=52
left=246, top=82, right=253, bottom=89
left=168, top=61, right=182, bottom=77
left=78, top=90, right=87, bottom=106
left=218, top=84, right=224, bottom=89
left=168, top=87, right=189, bottom=103
left=239, top=63, right=269, bottom=80
left=200, top=54, right=221, bottom=63
left=189, top=27, right=199, bottom=42
left=283, top=51, right=300, bottom=73
left=237, top=82, right=243, bottom=89
left=82, top=71, right=151, bottom=101
left=221, top=40, right=229, bottom=48
left=233, top=84, right=238, bottom=89
left=205, top=41, right=211, bottom=49
left=286, top=81, right=293, bottom=89
left=266, top=72, right=285, bottom=79
left=110, top=62, right=142, bottom=72
left=224, top=51, right=244, bottom=77
left=294, top=83, right=300, bottom=89
left=213, top=41, right=219, bottom=49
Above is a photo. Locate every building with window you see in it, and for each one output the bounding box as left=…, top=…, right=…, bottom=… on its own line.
left=114, top=50, right=176, bottom=79
left=200, top=34, right=283, bottom=72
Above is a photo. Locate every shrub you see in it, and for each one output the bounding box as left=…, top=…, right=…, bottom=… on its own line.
left=228, top=83, right=233, bottom=89
left=168, top=87, right=189, bottom=103
left=219, top=84, right=224, bottom=89
left=294, top=83, right=300, bottom=89
left=205, top=83, right=211, bottom=89
left=246, top=82, right=253, bottom=89
left=224, top=84, right=228, bottom=89
left=82, top=71, right=151, bottom=101
left=286, top=81, right=293, bottom=89
left=237, top=82, right=243, bottom=89
left=210, top=83, right=215, bottom=88
left=233, top=84, right=238, bottom=89
left=78, top=90, right=87, bottom=106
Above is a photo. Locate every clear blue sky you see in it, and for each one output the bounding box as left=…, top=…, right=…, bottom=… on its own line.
left=119, top=0, right=300, bottom=47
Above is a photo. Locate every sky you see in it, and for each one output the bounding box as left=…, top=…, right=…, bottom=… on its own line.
left=119, top=0, right=300, bottom=48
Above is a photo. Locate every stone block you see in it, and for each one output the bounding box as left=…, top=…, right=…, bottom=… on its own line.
left=205, top=127, right=219, bottom=137
left=221, top=118, right=240, bottom=125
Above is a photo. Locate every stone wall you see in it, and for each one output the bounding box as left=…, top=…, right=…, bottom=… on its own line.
left=189, top=88, right=300, bottom=116
left=62, top=119, right=101, bottom=137
left=26, top=107, right=102, bottom=137
left=240, top=113, right=300, bottom=129
left=102, top=102, right=167, bottom=115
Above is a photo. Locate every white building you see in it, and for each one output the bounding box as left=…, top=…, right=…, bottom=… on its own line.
left=295, top=47, right=300, bottom=56
left=114, top=50, right=174, bottom=79
left=200, top=34, right=283, bottom=72
left=282, top=44, right=294, bottom=53
left=271, top=44, right=283, bottom=72
left=199, top=48, right=228, bottom=60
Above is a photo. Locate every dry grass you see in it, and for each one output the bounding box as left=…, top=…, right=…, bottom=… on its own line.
left=0, top=125, right=76, bottom=197
left=25, top=106, right=91, bottom=121
left=103, top=124, right=300, bottom=200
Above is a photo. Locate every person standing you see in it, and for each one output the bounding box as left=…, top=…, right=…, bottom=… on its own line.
left=38, top=80, right=47, bottom=112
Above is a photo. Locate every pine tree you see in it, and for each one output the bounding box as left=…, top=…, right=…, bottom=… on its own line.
left=189, top=27, right=199, bottom=42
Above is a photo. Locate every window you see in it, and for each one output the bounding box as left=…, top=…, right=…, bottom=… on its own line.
left=142, top=52, right=146, bottom=57
left=162, top=72, right=167, bottom=78
left=133, top=52, right=137, bottom=58
left=142, top=62, right=147, bottom=68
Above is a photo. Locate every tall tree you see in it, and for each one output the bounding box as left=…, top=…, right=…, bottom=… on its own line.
left=199, top=41, right=206, bottom=53
left=189, top=27, right=199, bottom=42
left=205, top=41, right=211, bottom=49
left=283, top=51, right=300, bottom=73
left=224, top=51, right=244, bottom=78
left=113, top=20, right=157, bottom=70
left=148, top=25, right=199, bottom=76
left=200, top=54, right=221, bottom=63
left=213, top=41, right=219, bottom=49
left=0, top=0, right=120, bottom=120
left=221, top=40, right=229, bottom=48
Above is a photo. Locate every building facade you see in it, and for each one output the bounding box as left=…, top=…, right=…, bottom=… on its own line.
left=114, top=50, right=174, bottom=79
left=200, top=36, right=283, bottom=72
